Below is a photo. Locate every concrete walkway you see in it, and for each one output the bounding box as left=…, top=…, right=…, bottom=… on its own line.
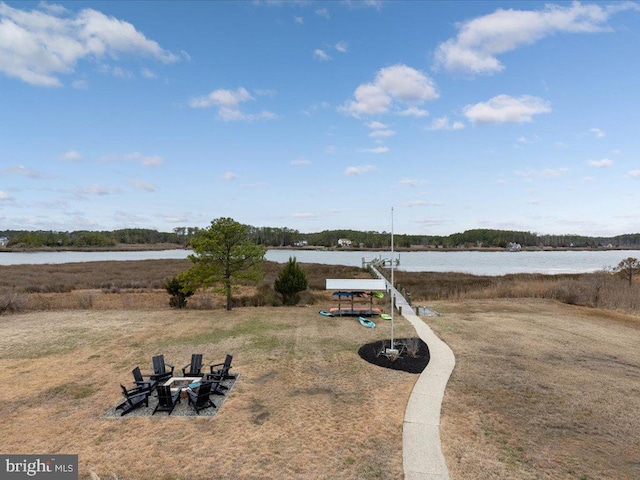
left=371, top=267, right=456, bottom=480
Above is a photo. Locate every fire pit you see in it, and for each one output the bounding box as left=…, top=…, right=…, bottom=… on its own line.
left=163, top=377, right=203, bottom=398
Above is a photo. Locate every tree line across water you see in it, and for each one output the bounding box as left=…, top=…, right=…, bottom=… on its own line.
left=3, top=226, right=640, bottom=249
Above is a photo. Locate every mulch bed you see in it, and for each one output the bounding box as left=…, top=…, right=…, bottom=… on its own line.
left=358, top=338, right=430, bottom=374
left=104, top=376, right=238, bottom=418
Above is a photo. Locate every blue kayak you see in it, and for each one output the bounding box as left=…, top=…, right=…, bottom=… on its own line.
left=358, top=316, right=376, bottom=328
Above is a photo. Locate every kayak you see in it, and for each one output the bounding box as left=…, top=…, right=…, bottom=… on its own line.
left=319, top=310, right=334, bottom=317
left=380, top=313, right=392, bottom=321
left=358, top=316, right=376, bottom=328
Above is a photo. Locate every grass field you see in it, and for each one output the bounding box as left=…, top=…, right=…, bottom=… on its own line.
left=0, top=306, right=417, bottom=480
left=2, top=260, right=639, bottom=479
left=428, top=299, right=640, bottom=480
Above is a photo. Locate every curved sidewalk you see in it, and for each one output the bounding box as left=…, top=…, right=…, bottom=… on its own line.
left=372, top=267, right=456, bottom=480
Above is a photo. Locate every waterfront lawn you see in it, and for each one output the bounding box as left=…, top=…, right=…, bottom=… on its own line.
left=429, top=298, right=640, bottom=480
left=0, top=307, right=417, bottom=480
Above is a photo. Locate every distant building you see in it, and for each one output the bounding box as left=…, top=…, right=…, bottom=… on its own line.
left=294, top=240, right=308, bottom=247
left=337, top=238, right=352, bottom=247
left=0, top=237, right=8, bottom=247
left=507, top=242, right=522, bottom=252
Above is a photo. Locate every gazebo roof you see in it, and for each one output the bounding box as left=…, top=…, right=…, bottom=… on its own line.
left=325, top=279, right=386, bottom=291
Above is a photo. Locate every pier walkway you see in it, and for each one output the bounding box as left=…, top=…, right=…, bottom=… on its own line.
left=371, top=266, right=456, bottom=480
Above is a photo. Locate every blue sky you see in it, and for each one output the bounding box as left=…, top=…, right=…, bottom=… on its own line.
left=2, top=1, right=640, bottom=236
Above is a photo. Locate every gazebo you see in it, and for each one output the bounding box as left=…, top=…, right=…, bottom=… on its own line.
left=325, top=279, right=386, bottom=317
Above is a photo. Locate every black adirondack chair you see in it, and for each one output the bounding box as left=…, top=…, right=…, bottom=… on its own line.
left=201, top=377, right=226, bottom=396
left=116, top=384, right=149, bottom=416
left=150, top=355, right=174, bottom=383
left=152, top=385, right=181, bottom=415
left=132, top=366, right=157, bottom=392
left=187, top=381, right=215, bottom=414
left=209, top=354, right=237, bottom=380
left=182, top=354, right=203, bottom=377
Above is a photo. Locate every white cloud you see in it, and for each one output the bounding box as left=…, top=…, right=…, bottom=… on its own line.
left=343, top=0, right=383, bottom=10
left=98, top=64, right=132, bottom=79
left=0, top=2, right=180, bottom=87
left=427, top=116, right=465, bottom=131
left=71, top=79, right=88, bottom=89
left=4, top=165, right=48, bottom=178
left=335, top=41, right=348, bottom=53
left=628, top=170, right=640, bottom=179
left=515, top=167, right=569, bottom=179
left=463, top=94, right=551, bottom=124
left=398, top=178, right=428, bottom=187
left=141, top=67, right=157, bottom=79
left=313, top=49, right=331, bottom=61
left=369, top=129, right=395, bottom=138
left=345, top=165, right=377, bottom=175
left=291, top=158, right=311, bottom=166
left=129, top=180, right=156, bottom=192
left=294, top=15, right=303, bottom=24
left=99, top=152, right=162, bottom=167
left=293, top=212, right=318, bottom=218
left=361, top=146, right=389, bottom=154
left=397, top=106, right=429, bottom=117
left=222, top=171, right=238, bottom=181
left=81, top=184, right=121, bottom=195
left=590, top=127, right=606, bottom=138
left=588, top=158, right=613, bottom=168
left=189, top=87, right=277, bottom=122
left=366, top=121, right=387, bottom=130
left=341, top=64, right=438, bottom=118
left=61, top=150, right=82, bottom=161
left=0, top=190, right=11, bottom=200
left=315, top=8, right=329, bottom=19
left=433, top=2, right=638, bottom=75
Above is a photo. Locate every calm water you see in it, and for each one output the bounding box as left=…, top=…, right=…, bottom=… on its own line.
left=0, top=249, right=636, bottom=275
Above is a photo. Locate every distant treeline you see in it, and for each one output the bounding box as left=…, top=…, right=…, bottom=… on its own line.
left=2, top=227, right=640, bottom=249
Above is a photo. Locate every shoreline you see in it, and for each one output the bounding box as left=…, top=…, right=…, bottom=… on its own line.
left=2, top=244, right=639, bottom=253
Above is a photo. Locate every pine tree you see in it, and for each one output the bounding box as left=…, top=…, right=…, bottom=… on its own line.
left=274, top=257, right=308, bottom=305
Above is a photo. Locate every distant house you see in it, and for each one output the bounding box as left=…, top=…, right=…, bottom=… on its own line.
left=0, top=237, right=8, bottom=247
left=507, top=242, right=522, bottom=252
left=294, top=240, right=308, bottom=247
left=338, top=238, right=352, bottom=247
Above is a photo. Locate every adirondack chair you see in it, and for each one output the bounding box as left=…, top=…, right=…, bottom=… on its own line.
left=152, top=385, right=181, bottom=415
left=150, top=355, right=174, bottom=383
left=201, top=377, right=226, bottom=396
left=187, top=381, right=215, bottom=414
left=182, top=354, right=203, bottom=377
left=132, top=366, right=157, bottom=392
left=116, top=384, right=149, bottom=416
left=209, top=354, right=237, bottom=380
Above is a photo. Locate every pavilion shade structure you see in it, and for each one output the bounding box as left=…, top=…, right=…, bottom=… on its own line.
left=325, top=279, right=386, bottom=317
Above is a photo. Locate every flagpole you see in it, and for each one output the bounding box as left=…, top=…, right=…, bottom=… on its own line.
left=390, top=206, right=394, bottom=351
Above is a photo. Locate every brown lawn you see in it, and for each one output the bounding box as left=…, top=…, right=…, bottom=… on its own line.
left=0, top=306, right=417, bottom=480
left=428, top=299, right=640, bottom=480
left=2, top=296, right=639, bottom=480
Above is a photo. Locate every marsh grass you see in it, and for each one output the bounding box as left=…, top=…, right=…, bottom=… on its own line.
left=0, top=260, right=368, bottom=313
left=389, top=270, right=640, bottom=315
left=0, top=307, right=417, bottom=480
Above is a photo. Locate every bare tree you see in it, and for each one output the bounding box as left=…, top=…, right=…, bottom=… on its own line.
left=614, top=257, right=640, bottom=286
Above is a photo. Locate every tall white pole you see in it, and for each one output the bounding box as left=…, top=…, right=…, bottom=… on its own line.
left=390, top=207, right=395, bottom=350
